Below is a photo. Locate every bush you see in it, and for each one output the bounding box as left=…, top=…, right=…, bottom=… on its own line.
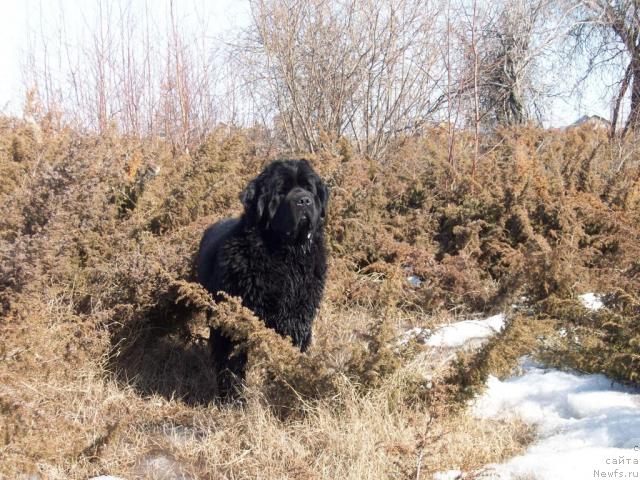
left=1, top=119, right=638, bottom=477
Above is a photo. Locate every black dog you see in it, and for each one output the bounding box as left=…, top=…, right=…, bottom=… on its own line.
left=196, top=159, right=329, bottom=395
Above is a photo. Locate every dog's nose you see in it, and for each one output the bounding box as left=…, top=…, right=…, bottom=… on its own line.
left=296, top=196, right=312, bottom=207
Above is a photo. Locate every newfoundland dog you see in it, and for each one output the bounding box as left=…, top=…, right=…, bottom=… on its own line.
left=196, top=159, right=329, bottom=395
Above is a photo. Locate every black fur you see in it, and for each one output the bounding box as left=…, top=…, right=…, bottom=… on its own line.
left=196, top=159, right=329, bottom=395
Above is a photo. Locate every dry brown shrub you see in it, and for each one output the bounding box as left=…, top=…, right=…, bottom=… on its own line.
left=1, top=118, right=639, bottom=477
left=537, top=292, right=640, bottom=386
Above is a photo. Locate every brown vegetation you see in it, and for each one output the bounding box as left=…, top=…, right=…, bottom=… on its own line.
left=1, top=118, right=639, bottom=478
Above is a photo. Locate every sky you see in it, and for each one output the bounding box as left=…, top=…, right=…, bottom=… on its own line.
left=0, top=1, right=26, bottom=112
left=0, top=0, right=251, bottom=114
left=0, top=0, right=615, bottom=127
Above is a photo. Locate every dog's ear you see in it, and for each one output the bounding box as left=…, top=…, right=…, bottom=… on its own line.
left=316, top=179, right=329, bottom=218
left=240, top=180, right=266, bottom=219
left=267, top=194, right=280, bottom=220
left=239, top=180, right=255, bottom=208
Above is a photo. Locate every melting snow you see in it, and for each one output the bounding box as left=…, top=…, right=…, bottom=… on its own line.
left=578, top=292, right=604, bottom=311
left=399, top=326, right=432, bottom=345
left=472, top=358, right=640, bottom=479
left=433, top=469, right=463, bottom=480
left=433, top=470, right=462, bottom=480
left=425, top=314, right=506, bottom=348
left=399, top=313, right=505, bottom=348
left=406, top=308, right=640, bottom=479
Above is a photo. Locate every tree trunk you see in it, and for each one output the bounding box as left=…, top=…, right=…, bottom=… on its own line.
left=625, top=55, right=640, bottom=133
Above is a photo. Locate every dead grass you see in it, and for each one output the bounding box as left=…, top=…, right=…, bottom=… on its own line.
left=2, top=368, right=534, bottom=479
left=1, top=313, right=535, bottom=480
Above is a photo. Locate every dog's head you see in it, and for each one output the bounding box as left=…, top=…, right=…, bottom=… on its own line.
left=240, top=159, right=329, bottom=244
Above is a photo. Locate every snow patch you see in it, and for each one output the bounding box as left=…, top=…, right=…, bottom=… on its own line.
left=398, top=326, right=432, bottom=346
left=399, top=314, right=505, bottom=349
left=578, top=292, right=604, bottom=310
left=425, top=314, right=505, bottom=348
left=473, top=359, right=640, bottom=479
left=407, top=275, right=422, bottom=287
left=433, top=470, right=462, bottom=480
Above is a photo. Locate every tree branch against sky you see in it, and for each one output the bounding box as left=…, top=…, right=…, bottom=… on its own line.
left=569, top=0, right=640, bottom=135
left=0, top=0, right=626, bottom=141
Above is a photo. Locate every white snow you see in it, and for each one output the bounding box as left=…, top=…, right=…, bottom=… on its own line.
left=433, top=470, right=462, bottom=480
left=407, top=275, right=423, bottom=287
left=398, top=326, right=432, bottom=346
left=473, top=358, right=640, bottom=480
left=425, top=314, right=506, bottom=348
left=578, top=292, right=604, bottom=310
left=399, top=313, right=505, bottom=349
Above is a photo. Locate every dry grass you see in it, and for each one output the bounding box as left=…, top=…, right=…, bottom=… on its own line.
left=1, top=119, right=638, bottom=478
left=2, top=366, right=534, bottom=479
left=1, top=288, right=531, bottom=479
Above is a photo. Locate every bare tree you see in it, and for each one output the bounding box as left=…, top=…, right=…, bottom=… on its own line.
left=469, top=0, right=481, bottom=176
left=446, top=0, right=575, bottom=135
left=443, top=0, right=468, bottom=167
left=479, top=0, right=545, bottom=126
left=467, top=0, right=573, bottom=130
left=20, top=0, right=577, bottom=156
left=235, top=0, right=447, bottom=159
left=572, top=0, right=640, bottom=135
left=22, top=0, right=226, bottom=150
